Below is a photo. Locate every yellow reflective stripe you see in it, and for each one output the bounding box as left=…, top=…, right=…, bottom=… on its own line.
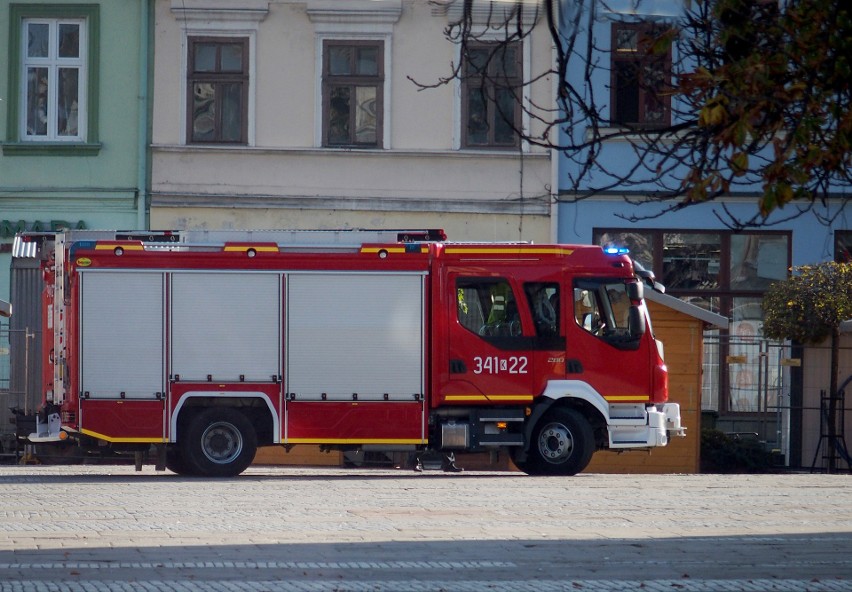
left=80, top=428, right=165, bottom=443
left=223, top=246, right=279, bottom=252
left=94, top=244, right=144, bottom=250
left=360, top=247, right=407, bottom=254
left=605, top=395, right=651, bottom=402
left=444, top=247, right=574, bottom=256
left=360, top=247, right=429, bottom=254
left=445, top=394, right=534, bottom=402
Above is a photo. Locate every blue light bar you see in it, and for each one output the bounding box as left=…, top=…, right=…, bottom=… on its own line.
left=604, top=246, right=630, bottom=255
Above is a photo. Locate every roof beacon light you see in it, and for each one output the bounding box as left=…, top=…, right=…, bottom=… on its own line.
left=604, top=246, right=630, bottom=256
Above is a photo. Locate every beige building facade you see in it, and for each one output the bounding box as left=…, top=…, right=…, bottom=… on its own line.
left=150, top=0, right=555, bottom=241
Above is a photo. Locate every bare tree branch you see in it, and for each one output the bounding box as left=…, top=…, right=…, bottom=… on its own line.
left=420, top=0, right=851, bottom=228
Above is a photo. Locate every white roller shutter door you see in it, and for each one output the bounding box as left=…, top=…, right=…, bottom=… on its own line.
left=171, top=272, right=281, bottom=382
left=286, top=272, right=425, bottom=401
left=80, top=271, right=165, bottom=399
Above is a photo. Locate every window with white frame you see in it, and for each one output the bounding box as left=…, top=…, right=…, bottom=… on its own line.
left=20, top=17, right=87, bottom=141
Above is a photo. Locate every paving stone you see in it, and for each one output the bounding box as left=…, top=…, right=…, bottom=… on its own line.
left=0, top=466, right=850, bottom=590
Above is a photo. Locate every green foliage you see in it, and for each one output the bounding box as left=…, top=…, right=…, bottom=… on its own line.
left=700, top=429, right=775, bottom=473
left=762, top=262, right=852, bottom=344
left=676, top=0, right=852, bottom=217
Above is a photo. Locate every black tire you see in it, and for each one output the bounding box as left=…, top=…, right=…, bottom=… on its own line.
left=165, top=445, right=197, bottom=476
left=523, top=408, right=594, bottom=476
left=179, top=408, right=257, bottom=477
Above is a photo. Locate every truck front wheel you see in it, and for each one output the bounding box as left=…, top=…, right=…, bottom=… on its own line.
left=180, top=408, right=257, bottom=477
left=165, top=446, right=196, bottom=476
left=524, top=408, right=594, bottom=476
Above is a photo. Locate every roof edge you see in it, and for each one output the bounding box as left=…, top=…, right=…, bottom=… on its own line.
left=645, top=290, right=729, bottom=330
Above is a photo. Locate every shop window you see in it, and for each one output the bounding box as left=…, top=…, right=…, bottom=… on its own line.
left=730, top=234, right=788, bottom=290
left=662, top=233, right=721, bottom=290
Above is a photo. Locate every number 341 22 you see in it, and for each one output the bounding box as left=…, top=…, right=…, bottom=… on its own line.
left=472, top=356, right=528, bottom=375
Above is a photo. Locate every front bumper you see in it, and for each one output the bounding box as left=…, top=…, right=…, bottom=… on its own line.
left=607, top=402, right=686, bottom=448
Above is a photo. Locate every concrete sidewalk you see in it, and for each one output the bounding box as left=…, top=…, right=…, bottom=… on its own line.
left=0, top=466, right=850, bottom=591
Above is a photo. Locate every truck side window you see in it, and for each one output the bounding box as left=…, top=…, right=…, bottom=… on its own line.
left=606, top=284, right=631, bottom=328
left=524, top=282, right=560, bottom=337
left=457, top=278, right=521, bottom=337
left=574, top=279, right=642, bottom=350
left=575, top=287, right=605, bottom=335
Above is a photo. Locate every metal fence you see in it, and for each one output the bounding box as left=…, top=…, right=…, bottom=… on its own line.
left=703, top=331, right=852, bottom=471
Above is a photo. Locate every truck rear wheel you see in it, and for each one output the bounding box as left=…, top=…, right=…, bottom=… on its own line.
left=524, top=408, right=594, bottom=476
left=180, top=408, right=257, bottom=477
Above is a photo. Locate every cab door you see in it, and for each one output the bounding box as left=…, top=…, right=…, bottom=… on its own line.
left=568, top=278, right=653, bottom=402
left=439, top=272, right=538, bottom=406
left=522, top=280, right=570, bottom=390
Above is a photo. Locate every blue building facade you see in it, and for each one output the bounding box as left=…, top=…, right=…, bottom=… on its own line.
left=556, top=0, right=850, bottom=460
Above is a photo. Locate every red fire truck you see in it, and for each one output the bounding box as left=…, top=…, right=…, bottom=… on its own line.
left=14, top=229, right=683, bottom=477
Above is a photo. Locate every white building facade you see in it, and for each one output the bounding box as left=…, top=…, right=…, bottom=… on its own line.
left=150, top=0, right=555, bottom=241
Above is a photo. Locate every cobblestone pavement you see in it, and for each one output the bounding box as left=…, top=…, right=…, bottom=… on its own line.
left=0, top=465, right=850, bottom=591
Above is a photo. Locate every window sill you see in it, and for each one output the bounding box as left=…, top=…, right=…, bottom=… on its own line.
left=591, top=126, right=679, bottom=143
left=2, top=142, right=102, bottom=156
left=460, top=144, right=521, bottom=151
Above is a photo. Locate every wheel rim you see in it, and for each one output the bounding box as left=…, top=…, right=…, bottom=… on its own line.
left=537, top=421, right=575, bottom=464
left=200, top=421, right=243, bottom=465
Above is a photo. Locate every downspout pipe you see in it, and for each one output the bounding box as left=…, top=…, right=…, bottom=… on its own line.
left=136, top=0, right=151, bottom=230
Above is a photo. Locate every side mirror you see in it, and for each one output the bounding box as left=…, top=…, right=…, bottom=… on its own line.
left=627, top=281, right=643, bottom=301
left=628, top=305, right=646, bottom=338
